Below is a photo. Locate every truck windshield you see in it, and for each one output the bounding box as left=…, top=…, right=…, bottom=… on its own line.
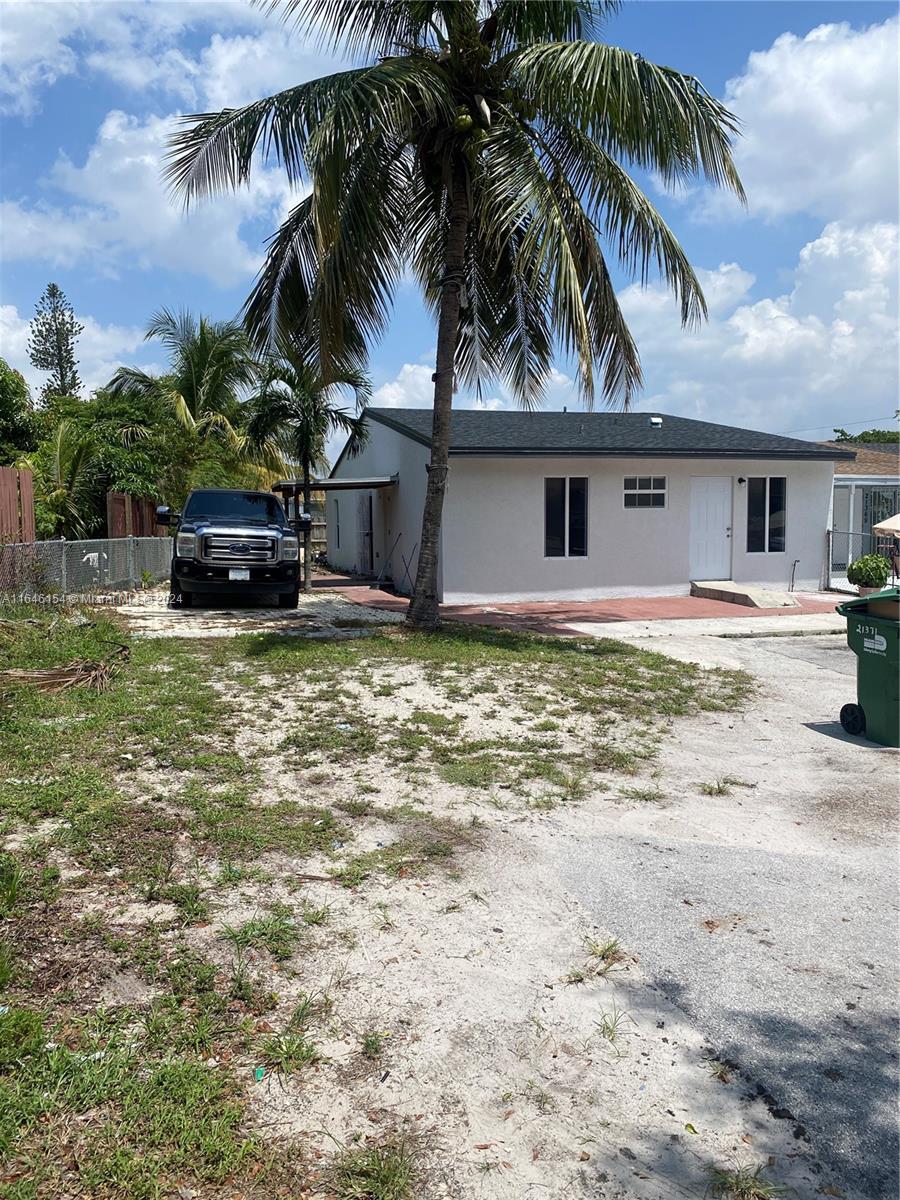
left=183, top=491, right=286, bottom=524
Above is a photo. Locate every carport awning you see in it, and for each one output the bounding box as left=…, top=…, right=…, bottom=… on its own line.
left=273, top=475, right=398, bottom=493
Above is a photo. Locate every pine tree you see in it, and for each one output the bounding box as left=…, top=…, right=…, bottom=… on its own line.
left=27, top=283, right=84, bottom=401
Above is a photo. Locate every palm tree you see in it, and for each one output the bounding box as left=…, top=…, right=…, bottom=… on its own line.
left=107, top=309, right=257, bottom=446
left=245, top=348, right=370, bottom=590
left=166, top=0, right=744, bottom=627
left=26, top=419, right=98, bottom=539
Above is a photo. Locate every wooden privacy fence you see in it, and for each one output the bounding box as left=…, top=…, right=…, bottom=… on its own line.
left=0, top=467, right=35, bottom=543
left=106, top=492, right=165, bottom=538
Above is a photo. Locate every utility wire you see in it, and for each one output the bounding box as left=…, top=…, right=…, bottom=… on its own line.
left=779, top=414, right=897, bottom=436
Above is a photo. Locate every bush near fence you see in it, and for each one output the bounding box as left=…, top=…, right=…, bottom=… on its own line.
left=0, top=536, right=172, bottom=601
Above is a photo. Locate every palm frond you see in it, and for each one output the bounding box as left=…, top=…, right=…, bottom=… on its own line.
left=536, top=120, right=706, bottom=327
left=105, top=366, right=161, bottom=400
left=511, top=41, right=745, bottom=198
left=487, top=1, right=617, bottom=53
left=256, top=0, right=442, bottom=57
left=165, top=58, right=452, bottom=209
left=476, top=120, right=640, bottom=406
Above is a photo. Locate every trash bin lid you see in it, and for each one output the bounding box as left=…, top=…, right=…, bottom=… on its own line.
left=836, top=584, right=900, bottom=617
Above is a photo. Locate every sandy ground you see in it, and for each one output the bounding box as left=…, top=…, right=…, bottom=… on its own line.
left=90, top=599, right=896, bottom=1199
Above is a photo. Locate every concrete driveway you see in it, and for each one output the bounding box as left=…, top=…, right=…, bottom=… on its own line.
left=554, top=631, right=899, bottom=1200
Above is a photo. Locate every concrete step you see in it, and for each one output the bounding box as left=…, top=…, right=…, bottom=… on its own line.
left=690, top=580, right=800, bottom=608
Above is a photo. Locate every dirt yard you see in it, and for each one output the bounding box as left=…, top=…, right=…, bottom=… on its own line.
left=0, top=600, right=892, bottom=1200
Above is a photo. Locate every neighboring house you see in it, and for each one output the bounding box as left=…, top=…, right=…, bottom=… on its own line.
left=820, top=441, right=900, bottom=581
left=326, top=408, right=853, bottom=603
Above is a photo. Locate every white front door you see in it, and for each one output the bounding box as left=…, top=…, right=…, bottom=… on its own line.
left=689, top=476, right=733, bottom=580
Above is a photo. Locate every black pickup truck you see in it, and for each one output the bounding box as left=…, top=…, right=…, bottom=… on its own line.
left=157, top=489, right=302, bottom=608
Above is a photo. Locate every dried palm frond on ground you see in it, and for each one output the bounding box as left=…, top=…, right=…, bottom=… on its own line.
left=1, top=642, right=129, bottom=693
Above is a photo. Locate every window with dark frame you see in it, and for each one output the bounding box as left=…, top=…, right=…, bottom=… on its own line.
left=544, top=477, right=588, bottom=557
left=746, top=477, right=787, bottom=552
left=334, top=498, right=341, bottom=550
left=624, top=476, right=667, bottom=508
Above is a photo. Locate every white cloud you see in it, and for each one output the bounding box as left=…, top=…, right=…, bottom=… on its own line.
left=371, top=363, right=435, bottom=408
left=0, top=0, right=347, bottom=117
left=198, top=31, right=346, bottom=110
left=618, top=222, right=899, bottom=436
left=1, top=110, right=296, bottom=287
left=701, top=18, right=898, bottom=224
left=0, top=303, right=149, bottom=398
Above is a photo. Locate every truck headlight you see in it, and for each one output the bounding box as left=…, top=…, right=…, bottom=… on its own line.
left=282, top=536, right=299, bottom=561
left=176, top=532, right=196, bottom=557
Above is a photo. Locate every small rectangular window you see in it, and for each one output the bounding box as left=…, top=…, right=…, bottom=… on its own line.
left=544, top=478, right=566, bottom=557
left=768, top=476, right=786, bottom=552
left=624, top=475, right=667, bottom=508
left=334, top=498, right=341, bottom=550
left=545, top=477, right=588, bottom=557
left=568, top=477, right=588, bottom=557
left=747, top=477, right=787, bottom=553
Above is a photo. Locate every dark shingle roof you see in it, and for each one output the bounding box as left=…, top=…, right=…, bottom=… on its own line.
left=366, top=408, right=855, bottom=461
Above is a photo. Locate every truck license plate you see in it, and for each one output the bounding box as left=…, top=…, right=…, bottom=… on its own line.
left=228, top=568, right=250, bottom=581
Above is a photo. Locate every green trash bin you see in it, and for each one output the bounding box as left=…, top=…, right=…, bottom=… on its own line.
left=836, top=586, right=900, bottom=747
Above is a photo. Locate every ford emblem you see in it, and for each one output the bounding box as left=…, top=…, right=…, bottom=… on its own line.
left=229, top=542, right=251, bottom=554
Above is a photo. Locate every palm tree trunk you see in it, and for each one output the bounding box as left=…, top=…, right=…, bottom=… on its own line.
left=302, top=457, right=312, bottom=593
left=406, top=179, right=470, bottom=629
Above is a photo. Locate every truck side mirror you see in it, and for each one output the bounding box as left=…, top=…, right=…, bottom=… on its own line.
left=156, top=505, right=178, bottom=526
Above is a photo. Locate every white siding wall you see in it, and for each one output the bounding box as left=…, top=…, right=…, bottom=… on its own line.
left=327, top=419, right=430, bottom=593
left=441, top=456, right=834, bottom=603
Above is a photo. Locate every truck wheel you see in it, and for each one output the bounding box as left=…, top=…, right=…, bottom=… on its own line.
left=168, top=574, right=181, bottom=609
left=279, top=587, right=300, bottom=609
left=179, top=588, right=194, bottom=609
left=839, top=703, right=865, bottom=736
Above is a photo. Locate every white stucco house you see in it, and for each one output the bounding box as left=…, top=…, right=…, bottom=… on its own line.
left=324, top=408, right=853, bottom=603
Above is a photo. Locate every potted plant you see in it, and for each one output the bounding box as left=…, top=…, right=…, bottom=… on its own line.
left=846, top=553, right=891, bottom=596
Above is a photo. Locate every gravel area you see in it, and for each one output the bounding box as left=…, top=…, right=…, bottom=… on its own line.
left=553, top=632, right=899, bottom=1200
left=117, top=591, right=404, bottom=638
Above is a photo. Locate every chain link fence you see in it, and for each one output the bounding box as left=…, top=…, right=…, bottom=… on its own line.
left=0, top=536, right=172, bottom=601
left=828, top=529, right=899, bottom=591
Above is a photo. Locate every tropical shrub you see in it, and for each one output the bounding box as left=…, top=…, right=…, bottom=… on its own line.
left=846, top=554, right=891, bottom=589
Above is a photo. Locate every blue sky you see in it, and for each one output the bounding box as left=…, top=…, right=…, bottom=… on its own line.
left=1, top=0, right=897, bottom=447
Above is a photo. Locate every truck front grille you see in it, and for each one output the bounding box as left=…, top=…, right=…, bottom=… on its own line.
left=201, top=534, right=277, bottom=564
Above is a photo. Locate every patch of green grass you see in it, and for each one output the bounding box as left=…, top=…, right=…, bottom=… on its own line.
left=438, top=756, right=502, bottom=789
left=0, top=1008, right=264, bottom=1196
left=223, top=904, right=302, bottom=962
left=0, top=1006, right=46, bottom=1070
left=0, top=939, right=14, bottom=990
left=524, top=1079, right=555, bottom=1113
left=329, top=1137, right=417, bottom=1200
left=260, top=1032, right=319, bottom=1073
left=595, top=1003, right=632, bottom=1050
left=185, top=786, right=346, bottom=860
left=620, top=784, right=666, bottom=803
left=0, top=855, right=24, bottom=917
left=334, top=821, right=468, bottom=888
left=360, top=1030, right=388, bottom=1060
left=706, top=1161, right=788, bottom=1198
left=299, top=901, right=330, bottom=927
left=583, top=936, right=626, bottom=975
left=289, top=990, right=333, bottom=1030
left=699, top=775, right=754, bottom=797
